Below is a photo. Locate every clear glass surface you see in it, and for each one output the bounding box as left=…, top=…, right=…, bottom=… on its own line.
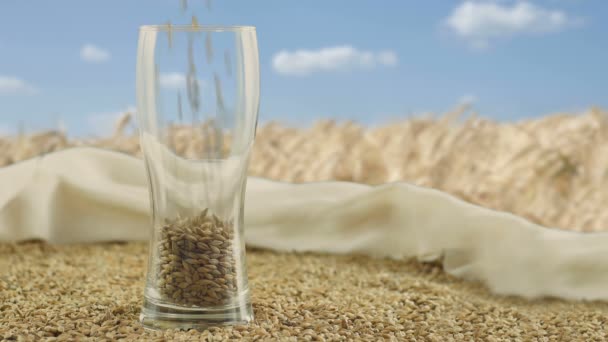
left=135, top=24, right=259, bottom=330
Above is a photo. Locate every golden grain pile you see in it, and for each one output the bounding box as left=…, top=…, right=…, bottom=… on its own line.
left=156, top=209, right=239, bottom=307
left=1, top=106, right=607, bottom=232
left=5, top=242, right=608, bottom=341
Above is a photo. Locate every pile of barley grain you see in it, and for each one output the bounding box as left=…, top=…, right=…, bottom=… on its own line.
left=156, top=209, right=238, bottom=307
left=3, top=242, right=608, bottom=340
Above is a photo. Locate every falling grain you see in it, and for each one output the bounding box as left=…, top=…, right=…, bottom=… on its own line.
left=224, top=49, right=232, bottom=77
left=214, top=72, right=225, bottom=112
left=186, top=37, right=201, bottom=117
left=166, top=21, right=173, bottom=49
left=177, top=92, right=183, bottom=122
left=205, top=33, right=214, bottom=64
left=191, top=15, right=199, bottom=27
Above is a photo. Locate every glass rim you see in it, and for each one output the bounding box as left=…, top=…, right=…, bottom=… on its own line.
left=140, top=24, right=256, bottom=33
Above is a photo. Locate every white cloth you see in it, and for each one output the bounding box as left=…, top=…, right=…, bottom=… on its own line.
left=1, top=147, right=608, bottom=301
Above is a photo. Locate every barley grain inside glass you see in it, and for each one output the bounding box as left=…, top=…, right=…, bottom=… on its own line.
left=136, top=25, right=259, bottom=330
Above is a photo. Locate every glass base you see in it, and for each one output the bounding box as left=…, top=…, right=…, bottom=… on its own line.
left=139, top=295, right=254, bottom=331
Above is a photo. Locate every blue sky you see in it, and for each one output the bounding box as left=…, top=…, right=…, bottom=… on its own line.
left=0, top=0, right=607, bottom=136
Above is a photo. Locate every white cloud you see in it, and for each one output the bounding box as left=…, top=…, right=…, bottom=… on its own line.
left=158, top=72, right=206, bottom=91
left=159, top=72, right=186, bottom=89
left=445, top=1, right=580, bottom=47
left=376, top=51, right=398, bottom=67
left=87, top=105, right=136, bottom=136
left=0, top=76, right=37, bottom=95
left=458, top=94, right=478, bottom=106
left=80, top=44, right=111, bottom=63
left=272, top=45, right=398, bottom=76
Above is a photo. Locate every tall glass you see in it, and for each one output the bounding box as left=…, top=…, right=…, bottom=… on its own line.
left=136, top=25, right=259, bottom=330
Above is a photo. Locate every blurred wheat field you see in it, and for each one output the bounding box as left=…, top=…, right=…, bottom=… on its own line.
left=1, top=106, right=608, bottom=233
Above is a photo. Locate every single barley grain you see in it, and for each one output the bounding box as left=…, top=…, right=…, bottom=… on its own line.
left=224, top=49, right=232, bottom=77
left=205, top=33, right=214, bottom=64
